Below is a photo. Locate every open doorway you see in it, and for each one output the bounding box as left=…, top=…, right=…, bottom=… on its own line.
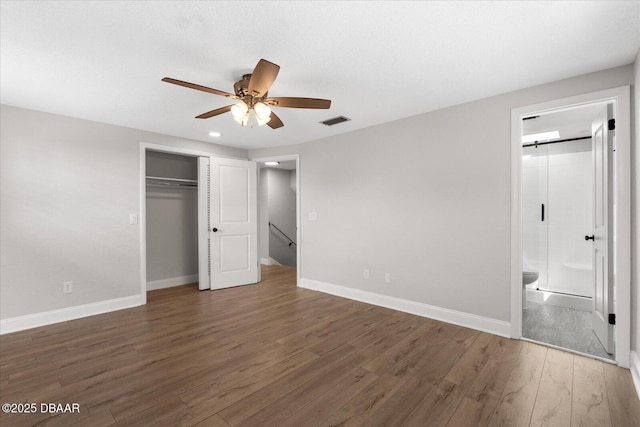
left=253, top=155, right=301, bottom=285
left=145, top=150, right=199, bottom=292
left=510, top=86, right=631, bottom=367
left=520, top=104, right=613, bottom=360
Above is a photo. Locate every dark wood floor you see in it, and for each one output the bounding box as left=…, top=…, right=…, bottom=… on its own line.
left=1, top=265, right=639, bottom=426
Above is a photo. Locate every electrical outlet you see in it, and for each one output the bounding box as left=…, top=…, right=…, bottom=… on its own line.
left=363, top=269, right=370, bottom=279
left=63, top=281, right=73, bottom=294
left=385, top=273, right=391, bottom=284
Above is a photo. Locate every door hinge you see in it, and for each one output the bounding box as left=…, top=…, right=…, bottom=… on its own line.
left=608, top=313, right=616, bottom=325
left=608, top=118, right=615, bottom=131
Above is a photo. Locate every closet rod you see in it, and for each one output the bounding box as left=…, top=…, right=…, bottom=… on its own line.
left=522, top=136, right=590, bottom=148
left=146, top=175, right=197, bottom=184
left=146, top=183, right=197, bottom=189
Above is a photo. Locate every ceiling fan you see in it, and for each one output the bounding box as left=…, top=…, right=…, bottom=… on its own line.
left=162, top=59, right=331, bottom=129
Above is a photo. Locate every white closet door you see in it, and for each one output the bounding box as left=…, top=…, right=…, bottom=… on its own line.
left=209, top=157, right=258, bottom=289
left=197, top=157, right=211, bottom=290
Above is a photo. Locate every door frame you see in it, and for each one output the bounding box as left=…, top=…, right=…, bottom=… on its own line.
left=139, top=142, right=245, bottom=301
left=251, top=154, right=301, bottom=287
left=510, top=86, right=631, bottom=367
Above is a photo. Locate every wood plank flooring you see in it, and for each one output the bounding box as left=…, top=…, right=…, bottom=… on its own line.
left=1, top=265, right=639, bottom=426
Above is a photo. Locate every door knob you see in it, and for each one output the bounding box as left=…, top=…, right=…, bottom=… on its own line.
left=212, top=227, right=218, bottom=232
left=585, top=235, right=595, bottom=241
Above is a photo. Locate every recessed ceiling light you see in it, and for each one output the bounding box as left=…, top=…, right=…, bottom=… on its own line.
left=209, top=131, right=222, bottom=137
left=522, top=131, right=559, bottom=144
left=264, top=161, right=280, bottom=166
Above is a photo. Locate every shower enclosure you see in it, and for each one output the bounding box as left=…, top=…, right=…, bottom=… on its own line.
left=522, top=139, right=593, bottom=307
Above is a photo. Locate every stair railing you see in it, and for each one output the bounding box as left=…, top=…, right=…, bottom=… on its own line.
left=269, top=222, right=296, bottom=246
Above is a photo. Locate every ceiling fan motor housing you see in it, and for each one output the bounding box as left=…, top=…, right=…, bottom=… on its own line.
left=234, top=74, right=252, bottom=97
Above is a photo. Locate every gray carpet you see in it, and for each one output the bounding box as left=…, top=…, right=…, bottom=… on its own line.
left=522, top=301, right=614, bottom=360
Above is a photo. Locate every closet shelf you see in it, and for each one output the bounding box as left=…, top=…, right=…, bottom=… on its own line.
left=145, top=176, right=197, bottom=188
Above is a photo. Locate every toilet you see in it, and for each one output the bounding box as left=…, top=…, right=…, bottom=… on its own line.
left=522, top=270, right=539, bottom=309
left=523, top=270, right=539, bottom=286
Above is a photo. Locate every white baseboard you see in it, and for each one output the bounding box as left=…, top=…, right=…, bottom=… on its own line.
left=260, top=258, right=271, bottom=265
left=299, top=278, right=511, bottom=338
left=0, top=295, right=144, bottom=335
left=630, top=351, right=640, bottom=400
left=146, top=274, right=198, bottom=291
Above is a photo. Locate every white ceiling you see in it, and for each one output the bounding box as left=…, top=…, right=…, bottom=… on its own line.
left=1, top=1, right=638, bottom=150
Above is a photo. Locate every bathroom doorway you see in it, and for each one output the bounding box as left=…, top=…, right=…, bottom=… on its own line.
left=510, top=86, right=631, bottom=367
left=520, top=104, right=613, bottom=360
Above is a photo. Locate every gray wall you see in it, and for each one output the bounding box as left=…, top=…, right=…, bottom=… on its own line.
left=250, top=64, right=636, bottom=324
left=289, top=169, right=297, bottom=193
left=266, top=168, right=297, bottom=267
left=0, top=105, right=246, bottom=319
left=258, top=167, right=270, bottom=264
left=146, top=151, right=197, bottom=180
left=145, top=151, right=198, bottom=283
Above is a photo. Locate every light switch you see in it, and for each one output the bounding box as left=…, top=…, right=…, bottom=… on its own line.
left=308, top=212, right=318, bottom=221
left=129, top=213, right=138, bottom=225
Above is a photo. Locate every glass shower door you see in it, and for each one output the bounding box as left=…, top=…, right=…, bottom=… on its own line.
left=522, top=145, right=548, bottom=290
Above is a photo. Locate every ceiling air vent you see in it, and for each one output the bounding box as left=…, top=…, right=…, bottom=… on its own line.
left=320, top=116, right=351, bottom=126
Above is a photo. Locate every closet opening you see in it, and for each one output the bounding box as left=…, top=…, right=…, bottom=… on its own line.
left=140, top=142, right=261, bottom=297
left=145, top=150, right=200, bottom=292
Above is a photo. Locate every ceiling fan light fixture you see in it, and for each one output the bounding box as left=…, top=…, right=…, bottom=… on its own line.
left=254, top=102, right=271, bottom=121
left=256, top=114, right=272, bottom=127
left=233, top=111, right=249, bottom=126
left=231, top=101, right=249, bottom=119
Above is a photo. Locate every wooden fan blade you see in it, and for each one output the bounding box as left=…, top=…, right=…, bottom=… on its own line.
left=267, top=97, right=331, bottom=109
left=248, top=59, right=280, bottom=97
left=267, top=111, right=284, bottom=129
left=162, top=77, right=236, bottom=98
left=196, top=105, right=232, bottom=119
